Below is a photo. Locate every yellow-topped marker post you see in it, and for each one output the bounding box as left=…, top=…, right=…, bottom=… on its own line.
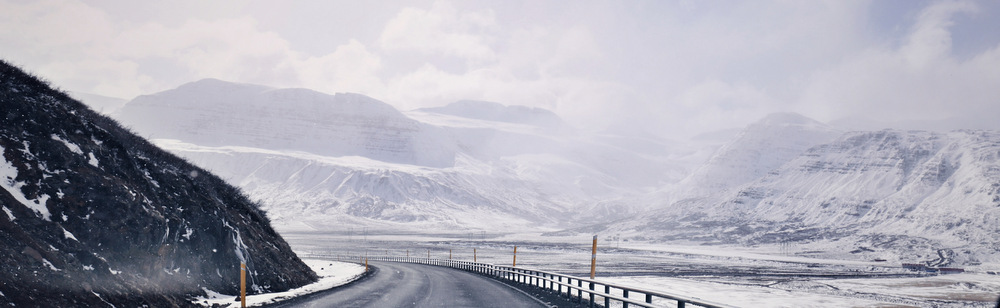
left=590, top=235, right=597, bottom=279
left=240, top=263, right=247, bottom=308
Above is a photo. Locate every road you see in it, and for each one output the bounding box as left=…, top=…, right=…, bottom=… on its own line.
left=267, top=261, right=551, bottom=308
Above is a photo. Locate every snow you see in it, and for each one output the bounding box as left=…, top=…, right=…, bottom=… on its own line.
left=114, top=79, right=705, bottom=232
left=87, top=152, right=99, bottom=167
left=0, top=145, right=51, bottom=221
left=183, top=227, right=194, bottom=240
left=41, top=259, right=60, bottom=271
left=92, top=291, right=117, bottom=308
left=193, top=259, right=365, bottom=307
left=83, top=265, right=94, bottom=271
left=62, top=227, right=78, bottom=241
left=51, top=134, right=83, bottom=154
left=2, top=206, right=14, bottom=221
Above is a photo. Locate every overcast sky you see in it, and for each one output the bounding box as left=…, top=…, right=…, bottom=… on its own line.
left=2, top=0, right=999, bottom=138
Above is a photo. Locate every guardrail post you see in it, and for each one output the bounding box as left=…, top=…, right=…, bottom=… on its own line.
left=646, top=294, right=653, bottom=305
left=589, top=282, right=595, bottom=308
left=577, top=279, right=582, bottom=303
left=623, top=289, right=629, bottom=308
left=558, top=276, right=563, bottom=297
left=604, top=285, right=610, bottom=307
left=678, top=301, right=685, bottom=308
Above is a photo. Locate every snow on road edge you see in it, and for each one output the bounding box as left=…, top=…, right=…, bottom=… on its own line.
left=193, top=259, right=366, bottom=307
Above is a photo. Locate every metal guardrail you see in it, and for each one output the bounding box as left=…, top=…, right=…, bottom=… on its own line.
left=363, top=256, right=735, bottom=308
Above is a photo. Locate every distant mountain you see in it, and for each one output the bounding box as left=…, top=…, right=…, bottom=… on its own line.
left=114, top=80, right=697, bottom=231
left=118, top=78, right=456, bottom=168
left=676, top=112, right=841, bottom=198
left=418, top=100, right=565, bottom=128
left=0, top=61, right=315, bottom=306
left=606, top=129, right=1000, bottom=266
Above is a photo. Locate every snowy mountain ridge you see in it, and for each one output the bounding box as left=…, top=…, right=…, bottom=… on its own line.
left=114, top=79, right=700, bottom=231
left=607, top=129, right=1000, bottom=265
left=418, top=100, right=566, bottom=128
left=674, top=112, right=842, bottom=199
left=119, top=78, right=456, bottom=168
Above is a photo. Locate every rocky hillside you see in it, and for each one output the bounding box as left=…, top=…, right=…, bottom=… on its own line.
left=0, top=61, right=316, bottom=306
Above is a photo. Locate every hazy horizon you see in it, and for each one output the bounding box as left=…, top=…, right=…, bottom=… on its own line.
left=3, top=0, right=999, bottom=138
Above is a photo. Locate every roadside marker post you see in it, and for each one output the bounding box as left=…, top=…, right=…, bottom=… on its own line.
left=590, top=235, right=597, bottom=279
left=240, top=263, right=246, bottom=308
left=474, top=248, right=477, bottom=262
left=449, top=249, right=452, bottom=260
left=513, top=246, right=517, bottom=267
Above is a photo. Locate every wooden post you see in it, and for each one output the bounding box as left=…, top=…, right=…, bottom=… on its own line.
left=427, top=249, right=430, bottom=258
left=406, top=249, right=409, bottom=257
left=474, top=248, right=477, bottom=262
left=240, top=263, right=246, bottom=308
left=365, top=257, right=369, bottom=272
left=590, top=234, right=597, bottom=279
left=513, top=246, right=517, bottom=267
left=449, top=249, right=452, bottom=260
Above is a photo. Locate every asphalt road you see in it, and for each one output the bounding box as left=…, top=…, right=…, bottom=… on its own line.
left=267, top=261, right=551, bottom=308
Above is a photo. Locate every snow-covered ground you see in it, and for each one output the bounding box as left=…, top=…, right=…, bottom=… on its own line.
left=192, top=259, right=366, bottom=307
left=284, top=231, right=1000, bottom=307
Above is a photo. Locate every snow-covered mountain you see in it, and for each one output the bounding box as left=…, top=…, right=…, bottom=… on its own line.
left=675, top=112, right=841, bottom=199
left=115, top=80, right=700, bottom=231
left=605, top=129, right=1000, bottom=265
left=119, top=79, right=456, bottom=168
left=417, top=100, right=566, bottom=128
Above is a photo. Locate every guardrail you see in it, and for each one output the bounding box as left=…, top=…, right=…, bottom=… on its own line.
left=364, top=256, right=734, bottom=308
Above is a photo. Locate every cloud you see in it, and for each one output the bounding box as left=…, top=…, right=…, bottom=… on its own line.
left=799, top=0, right=1000, bottom=128
left=3, top=0, right=998, bottom=137
left=379, top=1, right=498, bottom=62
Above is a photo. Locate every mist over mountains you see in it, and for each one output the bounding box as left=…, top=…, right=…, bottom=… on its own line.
left=105, top=78, right=1000, bottom=266
left=115, top=79, right=693, bottom=231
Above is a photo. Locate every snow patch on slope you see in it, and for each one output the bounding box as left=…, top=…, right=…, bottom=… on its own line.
left=0, top=144, right=51, bottom=220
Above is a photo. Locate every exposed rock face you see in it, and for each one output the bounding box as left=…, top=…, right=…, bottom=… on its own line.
left=0, top=61, right=316, bottom=306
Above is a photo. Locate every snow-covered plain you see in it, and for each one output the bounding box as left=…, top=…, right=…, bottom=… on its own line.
left=288, top=232, right=1000, bottom=307
left=192, top=259, right=365, bottom=307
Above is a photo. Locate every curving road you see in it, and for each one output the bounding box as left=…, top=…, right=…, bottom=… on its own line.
left=267, top=261, right=550, bottom=308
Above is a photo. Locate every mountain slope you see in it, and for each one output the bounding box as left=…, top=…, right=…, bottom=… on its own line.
left=114, top=81, right=696, bottom=231
left=418, top=100, right=566, bottom=128
left=0, top=61, right=315, bottom=306
left=676, top=112, right=841, bottom=198
left=118, top=79, right=455, bottom=168
left=611, top=129, right=1000, bottom=265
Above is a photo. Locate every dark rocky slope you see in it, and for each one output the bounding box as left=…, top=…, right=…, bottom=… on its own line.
left=0, top=60, right=316, bottom=307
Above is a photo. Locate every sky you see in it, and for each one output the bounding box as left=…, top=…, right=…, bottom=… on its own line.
left=2, top=0, right=999, bottom=138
